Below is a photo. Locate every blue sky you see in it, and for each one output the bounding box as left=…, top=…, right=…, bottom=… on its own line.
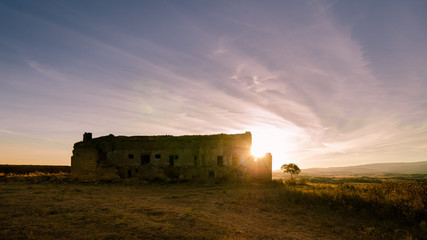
left=1, top=0, right=426, bottom=169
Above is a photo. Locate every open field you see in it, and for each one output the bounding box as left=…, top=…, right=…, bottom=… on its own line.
left=0, top=173, right=426, bottom=239
left=273, top=170, right=427, bottom=184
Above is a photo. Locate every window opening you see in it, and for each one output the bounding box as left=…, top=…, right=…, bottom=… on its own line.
left=217, top=156, right=223, bottom=167
left=141, top=155, right=150, bottom=165
left=128, top=154, right=134, bottom=159
left=169, top=155, right=175, bottom=166
left=155, top=154, right=161, bottom=159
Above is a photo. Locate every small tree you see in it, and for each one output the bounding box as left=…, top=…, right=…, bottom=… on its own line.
left=281, top=163, right=301, bottom=180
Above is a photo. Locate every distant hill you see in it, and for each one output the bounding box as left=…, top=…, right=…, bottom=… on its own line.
left=0, top=165, right=70, bottom=174
left=296, top=161, right=427, bottom=176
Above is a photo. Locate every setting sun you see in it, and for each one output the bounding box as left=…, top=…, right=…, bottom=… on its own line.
left=250, top=126, right=300, bottom=169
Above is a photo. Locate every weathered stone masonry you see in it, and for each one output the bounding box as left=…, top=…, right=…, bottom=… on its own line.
left=71, top=132, right=272, bottom=182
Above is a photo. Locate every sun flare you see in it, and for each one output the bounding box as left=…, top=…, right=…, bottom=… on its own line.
left=250, top=126, right=301, bottom=169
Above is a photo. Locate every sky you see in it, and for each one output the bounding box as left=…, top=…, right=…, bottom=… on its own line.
left=1, top=0, right=426, bottom=170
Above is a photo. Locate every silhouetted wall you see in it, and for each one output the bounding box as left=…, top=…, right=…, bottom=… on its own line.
left=71, top=132, right=272, bottom=182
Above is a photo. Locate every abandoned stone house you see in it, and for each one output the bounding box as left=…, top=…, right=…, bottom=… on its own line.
left=71, top=132, right=272, bottom=182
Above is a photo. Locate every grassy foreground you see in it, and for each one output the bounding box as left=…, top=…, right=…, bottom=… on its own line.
left=0, top=174, right=426, bottom=239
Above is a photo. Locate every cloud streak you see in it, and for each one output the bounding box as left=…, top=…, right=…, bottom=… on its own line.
left=0, top=0, right=426, bottom=168
left=0, top=129, right=15, bottom=135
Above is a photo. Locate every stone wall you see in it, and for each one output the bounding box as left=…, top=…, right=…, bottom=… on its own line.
left=71, top=146, right=98, bottom=181
left=71, top=132, right=272, bottom=182
left=247, top=153, right=273, bottom=181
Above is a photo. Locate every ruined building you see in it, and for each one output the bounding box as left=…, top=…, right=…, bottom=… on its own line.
left=71, top=132, right=272, bottom=182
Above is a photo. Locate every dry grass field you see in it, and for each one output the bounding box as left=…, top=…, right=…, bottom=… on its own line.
left=0, top=173, right=426, bottom=239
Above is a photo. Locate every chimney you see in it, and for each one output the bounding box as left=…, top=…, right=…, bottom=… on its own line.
left=83, top=132, right=92, bottom=142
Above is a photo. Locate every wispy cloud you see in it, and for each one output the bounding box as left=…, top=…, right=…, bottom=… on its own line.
left=0, top=0, right=426, bottom=168
left=0, top=129, right=15, bottom=135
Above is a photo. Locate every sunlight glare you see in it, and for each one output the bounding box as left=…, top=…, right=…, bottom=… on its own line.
left=251, top=125, right=301, bottom=169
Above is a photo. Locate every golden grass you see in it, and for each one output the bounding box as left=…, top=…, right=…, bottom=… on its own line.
left=274, top=180, right=427, bottom=223
left=0, top=176, right=426, bottom=239
left=1, top=171, right=69, bottom=177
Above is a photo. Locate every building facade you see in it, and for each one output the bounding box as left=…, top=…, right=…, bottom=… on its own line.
left=71, top=132, right=272, bottom=182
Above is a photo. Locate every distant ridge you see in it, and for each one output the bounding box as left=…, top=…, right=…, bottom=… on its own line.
left=300, top=161, right=427, bottom=175
left=0, top=165, right=70, bottom=174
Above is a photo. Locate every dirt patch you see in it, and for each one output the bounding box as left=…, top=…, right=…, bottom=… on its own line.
left=0, top=182, right=424, bottom=239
